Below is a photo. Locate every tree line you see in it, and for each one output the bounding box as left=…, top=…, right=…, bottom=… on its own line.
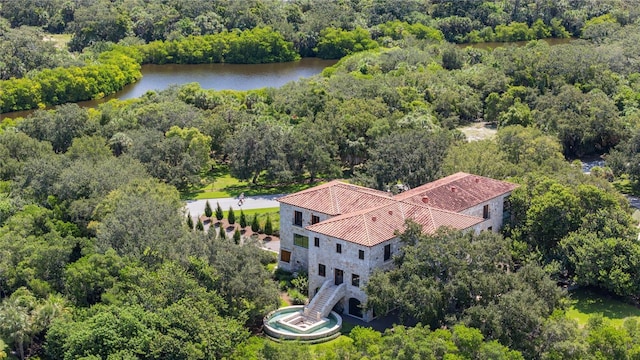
left=2, top=2, right=640, bottom=359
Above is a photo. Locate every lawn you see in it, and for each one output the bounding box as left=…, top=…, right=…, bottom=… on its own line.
left=566, top=288, right=640, bottom=327
left=184, top=171, right=319, bottom=200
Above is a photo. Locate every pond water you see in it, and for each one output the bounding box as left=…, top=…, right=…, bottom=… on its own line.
left=1, top=38, right=575, bottom=120
left=0, top=58, right=337, bottom=120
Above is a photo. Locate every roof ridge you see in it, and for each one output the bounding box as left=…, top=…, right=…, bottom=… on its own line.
left=331, top=186, right=339, bottom=214
left=394, top=172, right=470, bottom=200
left=361, top=213, right=372, bottom=246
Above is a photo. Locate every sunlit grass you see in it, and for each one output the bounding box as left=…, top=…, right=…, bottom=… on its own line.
left=184, top=167, right=321, bottom=200
left=566, top=288, right=640, bottom=328
left=43, top=33, right=72, bottom=49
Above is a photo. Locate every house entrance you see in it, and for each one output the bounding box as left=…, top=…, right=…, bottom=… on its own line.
left=334, top=268, right=343, bottom=285
left=349, top=298, right=363, bottom=318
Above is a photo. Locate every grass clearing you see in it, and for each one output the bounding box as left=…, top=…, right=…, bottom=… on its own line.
left=43, top=33, right=72, bottom=49
left=566, top=288, right=640, bottom=328
left=458, top=121, right=497, bottom=142
left=184, top=170, right=319, bottom=200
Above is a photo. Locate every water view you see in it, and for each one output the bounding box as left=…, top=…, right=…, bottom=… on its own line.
left=0, top=58, right=337, bottom=119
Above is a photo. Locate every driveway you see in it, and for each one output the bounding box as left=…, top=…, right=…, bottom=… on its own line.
left=184, top=194, right=283, bottom=217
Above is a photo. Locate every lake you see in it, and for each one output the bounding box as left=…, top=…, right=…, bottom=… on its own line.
left=1, top=38, right=574, bottom=120
left=0, top=58, right=337, bottom=120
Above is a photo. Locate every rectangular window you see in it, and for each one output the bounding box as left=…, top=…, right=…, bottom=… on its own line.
left=294, top=211, right=303, bottom=226
left=319, top=263, right=326, bottom=277
left=352, top=274, right=360, bottom=287
left=314, top=237, right=320, bottom=247
left=311, top=215, right=320, bottom=224
left=359, top=250, right=364, bottom=260
left=336, top=243, right=342, bottom=253
left=483, top=204, right=490, bottom=219
left=293, top=234, right=309, bottom=248
left=280, top=250, right=291, bottom=263
left=384, top=244, right=391, bottom=261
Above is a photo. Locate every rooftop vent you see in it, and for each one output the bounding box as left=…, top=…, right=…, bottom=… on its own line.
left=422, top=196, right=429, bottom=203
left=372, top=216, right=377, bottom=222
left=451, top=186, right=457, bottom=192
left=475, top=178, right=480, bottom=183
left=388, top=210, right=393, bottom=215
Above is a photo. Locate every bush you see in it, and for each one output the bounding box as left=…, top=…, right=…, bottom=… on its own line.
left=264, top=214, right=273, bottom=235
left=195, top=217, right=204, bottom=231
left=186, top=212, right=194, bottom=229
left=204, top=200, right=213, bottom=218
left=251, top=214, right=260, bottom=232
left=287, top=288, right=308, bottom=305
left=233, top=228, right=241, bottom=244
left=228, top=207, right=236, bottom=224
left=215, top=202, right=224, bottom=221
left=239, top=210, right=247, bottom=228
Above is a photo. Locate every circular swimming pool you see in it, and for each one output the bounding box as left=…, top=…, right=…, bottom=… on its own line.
left=263, top=306, right=342, bottom=342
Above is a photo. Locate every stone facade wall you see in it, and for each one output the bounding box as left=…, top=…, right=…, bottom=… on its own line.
left=306, top=232, right=403, bottom=322
left=459, top=193, right=512, bottom=232
left=278, top=189, right=514, bottom=322
left=278, top=203, right=331, bottom=272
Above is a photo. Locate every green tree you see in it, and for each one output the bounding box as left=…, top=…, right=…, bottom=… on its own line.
left=218, top=226, right=226, bottom=240
left=239, top=210, right=247, bottom=228
left=93, top=179, right=185, bottom=259
left=228, top=207, right=236, bottom=225
left=186, top=213, right=194, bottom=230
left=233, top=228, right=241, bottom=245
left=264, top=214, right=273, bottom=236
left=251, top=214, right=260, bottom=233
left=204, top=200, right=213, bottom=218
left=367, top=129, right=454, bottom=190
left=195, top=217, right=204, bottom=231
left=215, top=202, right=224, bottom=221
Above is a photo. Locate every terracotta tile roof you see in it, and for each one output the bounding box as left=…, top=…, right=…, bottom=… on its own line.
left=277, top=180, right=395, bottom=216
left=306, top=201, right=483, bottom=247
left=394, top=172, right=518, bottom=212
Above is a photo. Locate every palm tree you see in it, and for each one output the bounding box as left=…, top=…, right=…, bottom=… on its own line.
left=0, top=298, right=34, bottom=360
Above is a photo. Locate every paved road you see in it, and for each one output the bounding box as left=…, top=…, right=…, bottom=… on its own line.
left=184, top=194, right=283, bottom=217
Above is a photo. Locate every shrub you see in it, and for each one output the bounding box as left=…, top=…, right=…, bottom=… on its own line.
left=204, top=200, right=213, bottom=218
left=251, top=214, right=260, bottom=232
left=186, top=212, right=194, bottom=229
left=264, top=214, right=273, bottom=235
left=239, top=210, right=247, bottom=228
left=215, top=202, right=223, bottom=221
left=228, top=207, right=236, bottom=224
left=233, top=228, right=241, bottom=244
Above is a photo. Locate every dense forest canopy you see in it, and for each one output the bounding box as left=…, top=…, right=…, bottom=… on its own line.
left=2, top=1, right=640, bottom=359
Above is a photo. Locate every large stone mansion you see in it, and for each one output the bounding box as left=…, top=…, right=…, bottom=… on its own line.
left=277, top=172, right=517, bottom=322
